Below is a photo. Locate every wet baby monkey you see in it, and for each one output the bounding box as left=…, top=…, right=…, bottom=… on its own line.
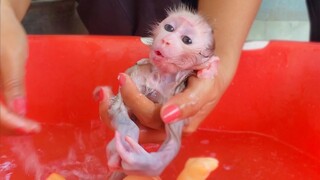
left=100, top=5, right=219, bottom=178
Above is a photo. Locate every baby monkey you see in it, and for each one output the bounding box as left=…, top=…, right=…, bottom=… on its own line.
left=104, top=6, right=219, bottom=178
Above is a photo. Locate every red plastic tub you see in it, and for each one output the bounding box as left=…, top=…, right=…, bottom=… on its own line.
left=0, top=36, right=319, bottom=179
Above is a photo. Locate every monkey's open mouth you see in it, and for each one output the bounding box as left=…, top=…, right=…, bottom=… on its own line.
left=155, top=50, right=164, bottom=57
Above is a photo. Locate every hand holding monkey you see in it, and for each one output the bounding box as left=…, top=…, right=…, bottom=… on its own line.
left=97, top=10, right=220, bottom=144
left=96, top=6, right=220, bottom=177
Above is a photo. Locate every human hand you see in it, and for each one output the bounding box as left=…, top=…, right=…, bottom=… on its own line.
left=0, top=46, right=41, bottom=135
left=96, top=72, right=224, bottom=143
left=97, top=0, right=261, bottom=142
left=0, top=0, right=40, bottom=135
left=94, top=82, right=166, bottom=144
left=160, top=74, right=223, bottom=134
left=0, top=103, right=41, bottom=135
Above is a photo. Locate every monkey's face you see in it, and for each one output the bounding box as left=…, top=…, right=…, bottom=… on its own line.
left=150, top=13, right=214, bottom=74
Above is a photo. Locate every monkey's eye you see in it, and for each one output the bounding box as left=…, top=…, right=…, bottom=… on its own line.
left=164, top=24, right=174, bottom=32
left=182, top=36, right=192, bottom=45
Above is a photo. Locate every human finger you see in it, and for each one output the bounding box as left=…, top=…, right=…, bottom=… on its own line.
left=182, top=100, right=216, bottom=134
left=119, top=73, right=163, bottom=130
left=161, top=76, right=217, bottom=124
left=0, top=6, right=28, bottom=115
left=0, top=102, right=41, bottom=135
left=94, top=84, right=166, bottom=143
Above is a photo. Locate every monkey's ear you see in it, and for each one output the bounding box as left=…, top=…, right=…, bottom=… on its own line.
left=199, top=46, right=215, bottom=58
left=197, top=56, right=219, bottom=79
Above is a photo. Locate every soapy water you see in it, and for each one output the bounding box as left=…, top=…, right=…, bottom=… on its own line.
left=167, top=128, right=320, bottom=179
left=0, top=120, right=111, bottom=180
left=1, top=119, right=320, bottom=179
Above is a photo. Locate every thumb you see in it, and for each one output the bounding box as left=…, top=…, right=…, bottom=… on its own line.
left=0, top=12, right=29, bottom=115
left=0, top=103, right=41, bottom=135
left=161, top=76, right=216, bottom=123
left=1, top=58, right=27, bottom=116
left=1, top=40, right=28, bottom=116
left=119, top=73, right=163, bottom=129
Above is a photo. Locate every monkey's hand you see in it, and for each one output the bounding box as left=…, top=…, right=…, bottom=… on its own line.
left=197, top=56, right=220, bottom=79
left=93, top=86, right=116, bottom=129
left=107, top=138, right=122, bottom=171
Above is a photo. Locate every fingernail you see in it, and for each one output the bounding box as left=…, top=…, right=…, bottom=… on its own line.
left=118, top=73, right=126, bottom=87
left=14, top=128, right=36, bottom=135
left=31, top=123, right=42, bottom=133
left=14, top=127, right=39, bottom=135
left=10, top=97, right=27, bottom=115
left=162, top=105, right=181, bottom=123
left=14, top=128, right=27, bottom=134
left=98, top=89, right=104, bottom=102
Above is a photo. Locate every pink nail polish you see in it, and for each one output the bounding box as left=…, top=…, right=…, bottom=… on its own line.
left=118, top=73, right=126, bottom=87
left=98, top=89, right=104, bottom=102
left=11, top=97, right=27, bottom=115
left=14, top=123, right=41, bottom=135
left=14, top=127, right=35, bottom=135
left=15, top=127, right=27, bottom=134
left=162, top=105, right=181, bottom=123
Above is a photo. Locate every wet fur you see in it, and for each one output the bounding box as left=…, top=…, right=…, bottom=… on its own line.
left=105, top=5, right=218, bottom=178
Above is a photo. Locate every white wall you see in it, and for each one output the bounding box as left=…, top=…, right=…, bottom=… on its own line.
left=247, top=0, right=310, bottom=41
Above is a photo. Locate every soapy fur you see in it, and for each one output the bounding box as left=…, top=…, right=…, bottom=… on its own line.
left=105, top=5, right=219, bottom=178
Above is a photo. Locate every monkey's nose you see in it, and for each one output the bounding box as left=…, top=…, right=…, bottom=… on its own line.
left=162, top=39, right=170, bottom=45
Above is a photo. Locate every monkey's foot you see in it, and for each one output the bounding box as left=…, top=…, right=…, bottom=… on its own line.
left=107, top=139, right=122, bottom=170
left=115, top=131, right=168, bottom=176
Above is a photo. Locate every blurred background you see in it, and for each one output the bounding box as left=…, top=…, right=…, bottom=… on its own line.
left=247, top=0, right=309, bottom=41
left=22, top=0, right=88, bottom=34
left=22, top=0, right=310, bottom=41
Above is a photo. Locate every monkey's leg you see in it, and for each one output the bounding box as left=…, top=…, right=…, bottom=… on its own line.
left=106, top=94, right=140, bottom=171
left=115, top=121, right=184, bottom=176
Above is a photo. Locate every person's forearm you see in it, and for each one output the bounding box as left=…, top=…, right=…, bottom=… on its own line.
left=1, top=0, right=31, bottom=63
left=198, top=0, right=261, bottom=91
left=2, top=0, right=31, bottom=21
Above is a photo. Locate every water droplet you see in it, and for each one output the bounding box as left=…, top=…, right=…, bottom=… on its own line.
left=200, top=139, right=210, bottom=145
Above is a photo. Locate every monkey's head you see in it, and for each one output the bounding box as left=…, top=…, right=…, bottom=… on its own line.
left=150, top=6, right=215, bottom=74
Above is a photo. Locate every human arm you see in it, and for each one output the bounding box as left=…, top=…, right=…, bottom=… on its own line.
left=0, top=0, right=41, bottom=134
left=162, top=0, right=262, bottom=133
